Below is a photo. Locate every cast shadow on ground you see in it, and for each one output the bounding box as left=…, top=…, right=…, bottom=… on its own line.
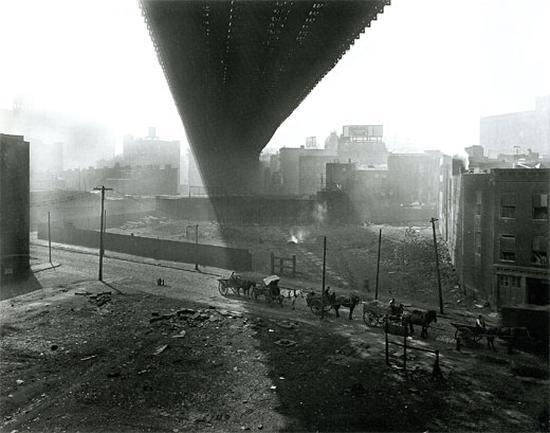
left=250, top=314, right=450, bottom=432
left=0, top=272, right=43, bottom=300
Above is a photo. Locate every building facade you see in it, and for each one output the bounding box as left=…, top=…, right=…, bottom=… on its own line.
left=0, top=134, right=30, bottom=282
left=447, top=168, right=549, bottom=307
left=337, top=125, right=388, bottom=166
left=62, top=164, right=179, bottom=196
left=480, top=95, right=550, bottom=158
left=122, top=128, right=180, bottom=170
left=387, top=151, right=442, bottom=207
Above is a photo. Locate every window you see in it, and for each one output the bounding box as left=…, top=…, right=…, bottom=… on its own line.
left=532, top=236, right=548, bottom=266
left=500, top=193, right=516, bottom=218
left=533, top=193, right=548, bottom=220
left=500, top=235, right=516, bottom=261
left=475, top=191, right=482, bottom=216
left=498, top=274, right=523, bottom=306
left=498, top=274, right=521, bottom=289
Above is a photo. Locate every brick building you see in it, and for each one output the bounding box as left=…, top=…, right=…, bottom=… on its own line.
left=0, top=134, right=30, bottom=283
left=451, top=168, right=549, bottom=307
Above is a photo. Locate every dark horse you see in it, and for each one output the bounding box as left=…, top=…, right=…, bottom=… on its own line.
left=484, top=326, right=531, bottom=352
left=402, top=309, right=437, bottom=338
left=330, top=293, right=361, bottom=320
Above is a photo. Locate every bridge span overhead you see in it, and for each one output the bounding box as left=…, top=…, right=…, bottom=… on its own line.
left=140, top=0, right=390, bottom=194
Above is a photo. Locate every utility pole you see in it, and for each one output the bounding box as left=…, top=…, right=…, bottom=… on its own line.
left=93, top=186, right=112, bottom=281
left=195, top=224, right=199, bottom=271
left=48, top=211, right=52, bottom=264
left=375, top=228, right=382, bottom=300
left=321, top=236, right=327, bottom=320
left=430, top=217, right=444, bottom=314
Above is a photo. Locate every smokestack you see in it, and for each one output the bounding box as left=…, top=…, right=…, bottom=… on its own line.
left=148, top=127, right=156, bottom=139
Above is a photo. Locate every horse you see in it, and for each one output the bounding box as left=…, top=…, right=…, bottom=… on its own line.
left=330, top=293, right=361, bottom=320
left=237, top=279, right=255, bottom=298
left=402, top=309, right=437, bottom=338
left=484, top=326, right=530, bottom=352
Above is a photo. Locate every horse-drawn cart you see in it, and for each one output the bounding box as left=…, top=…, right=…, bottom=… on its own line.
left=450, top=322, right=485, bottom=346
left=305, top=291, right=332, bottom=314
left=451, top=321, right=533, bottom=352
left=251, top=275, right=284, bottom=304
left=362, top=300, right=388, bottom=327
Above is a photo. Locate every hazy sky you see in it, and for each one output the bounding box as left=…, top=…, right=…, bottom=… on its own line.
left=1, top=0, right=549, bottom=157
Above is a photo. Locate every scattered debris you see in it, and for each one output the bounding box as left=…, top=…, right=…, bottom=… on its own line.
left=150, top=313, right=176, bottom=323
left=276, top=321, right=296, bottom=330
left=88, top=292, right=112, bottom=307
left=274, top=339, right=297, bottom=347
left=153, top=344, right=169, bottom=356
left=80, top=355, right=97, bottom=361
left=171, top=330, right=186, bottom=339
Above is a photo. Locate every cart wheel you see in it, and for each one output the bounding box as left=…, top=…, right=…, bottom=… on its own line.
left=218, top=281, right=228, bottom=296
left=310, top=303, right=321, bottom=315
left=363, top=311, right=377, bottom=327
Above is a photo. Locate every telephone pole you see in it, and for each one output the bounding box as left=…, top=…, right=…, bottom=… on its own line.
left=375, top=228, right=382, bottom=300
left=195, top=224, right=199, bottom=271
left=321, top=236, right=327, bottom=320
left=93, top=186, right=112, bottom=281
left=430, top=217, right=444, bottom=314
left=47, top=211, right=52, bottom=264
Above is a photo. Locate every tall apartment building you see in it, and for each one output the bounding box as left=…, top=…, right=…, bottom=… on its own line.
left=447, top=168, right=549, bottom=307
left=0, top=134, right=30, bottom=283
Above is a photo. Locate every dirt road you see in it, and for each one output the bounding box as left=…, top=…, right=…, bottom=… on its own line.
left=0, top=242, right=548, bottom=432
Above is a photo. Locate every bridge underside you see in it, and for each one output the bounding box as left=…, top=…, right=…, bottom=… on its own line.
left=141, top=0, right=389, bottom=194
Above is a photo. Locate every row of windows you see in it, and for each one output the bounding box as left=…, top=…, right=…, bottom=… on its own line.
left=499, top=235, right=548, bottom=265
left=500, top=193, right=548, bottom=219
left=475, top=191, right=548, bottom=219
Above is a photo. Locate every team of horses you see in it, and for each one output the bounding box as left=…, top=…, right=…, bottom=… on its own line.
left=220, top=276, right=438, bottom=336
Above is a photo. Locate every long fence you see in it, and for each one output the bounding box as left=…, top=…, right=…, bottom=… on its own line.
left=37, top=223, right=252, bottom=271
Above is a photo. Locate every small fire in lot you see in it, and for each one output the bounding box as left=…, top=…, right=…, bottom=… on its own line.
left=288, top=229, right=308, bottom=245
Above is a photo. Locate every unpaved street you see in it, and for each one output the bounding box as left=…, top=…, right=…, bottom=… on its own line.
left=0, top=241, right=548, bottom=432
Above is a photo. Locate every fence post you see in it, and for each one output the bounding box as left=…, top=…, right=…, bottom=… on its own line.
left=432, top=349, right=443, bottom=379
left=292, top=255, right=296, bottom=276
left=270, top=252, right=275, bottom=274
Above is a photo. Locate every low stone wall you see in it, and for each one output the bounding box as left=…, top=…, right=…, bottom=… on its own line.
left=38, top=223, right=252, bottom=271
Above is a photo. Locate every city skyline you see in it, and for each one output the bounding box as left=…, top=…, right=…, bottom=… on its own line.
left=1, top=0, right=549, bottom=158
